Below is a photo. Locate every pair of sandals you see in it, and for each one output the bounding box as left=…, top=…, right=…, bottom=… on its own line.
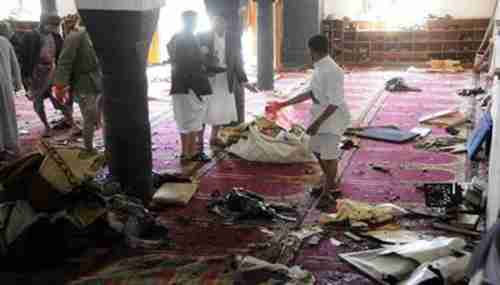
left=180, top=152, right=211, bottom=163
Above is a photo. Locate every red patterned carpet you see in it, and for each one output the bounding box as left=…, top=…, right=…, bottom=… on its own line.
left=11, top=69, right=472, bottom=284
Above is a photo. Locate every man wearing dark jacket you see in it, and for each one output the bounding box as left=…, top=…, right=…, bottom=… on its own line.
left=167, top=10, right=212, bottom=163
left=20, top=14, right=70, bottom=137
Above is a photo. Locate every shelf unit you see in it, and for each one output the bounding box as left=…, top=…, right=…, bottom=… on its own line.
left=322, top=18, right=489, bottom=66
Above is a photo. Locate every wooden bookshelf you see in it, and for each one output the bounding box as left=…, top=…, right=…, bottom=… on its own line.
left=322, top=18, right=489, bottom=66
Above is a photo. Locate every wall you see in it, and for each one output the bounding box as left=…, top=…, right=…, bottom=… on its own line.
left=57, top=0, right=77, bottom=16
left=324, top=0, right=496, bottom=20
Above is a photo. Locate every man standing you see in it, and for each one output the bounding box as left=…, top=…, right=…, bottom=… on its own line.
left=198, top=12, right=256, bottom=148
left=53, top=17, right=101, bottom=155
left=20, top=14, right=71, bottom=137
left=0, top=28, right=24, bottom=162
left=168, top=11, right=212, bottom=163
left=269, top=35, right=351, bottom=193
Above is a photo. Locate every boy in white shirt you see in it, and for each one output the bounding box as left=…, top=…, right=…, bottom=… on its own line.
left=269, top=35, right=351, bottom=193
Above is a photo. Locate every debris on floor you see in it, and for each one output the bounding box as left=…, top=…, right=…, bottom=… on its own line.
left=224, top=117, right=316, bottom=163
left=361, top=230, right=432, bottom=245
left=319, top=199, right=407, bottom=225
left=445, top=126, right=460, bottom=136
left=346, top=126, right=419, bottom=143
left=152, top=180, right=199, bottom=206
left=369, top=163, right=391, bottom=174
left=207, top=188, right=297, bottom=223
left=275, top=226, right=324, bottom=265
left=339, top=237, right=469, bottom=284
left=385, top=77, right=422, bottom=92
left=0, top=146, right=169, bottom=271
left=419, top=108, right=467, bottom=128
left=234, top=255, right=315, bottom=285
left=427, top=59, right=465, bottom=73
left=457, top=87, right=486, bottom=97
left=340, top=137, right=360, bottom=150
left=415, top=136, right=467, bottom=152
left=410, top=127, right=432, bottom=138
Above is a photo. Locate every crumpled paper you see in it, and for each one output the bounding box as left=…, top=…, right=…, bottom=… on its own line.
left=319, top=199, right=408, bottom=224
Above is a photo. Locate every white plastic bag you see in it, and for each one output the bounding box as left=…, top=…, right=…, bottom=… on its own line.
left=228, top=124, right=316, bottom=163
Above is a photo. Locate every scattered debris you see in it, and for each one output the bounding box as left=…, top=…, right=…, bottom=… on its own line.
left=457, top=87, right=485, bottom=97
left=362, top=230, right=432, bottom=245
left=385, top=77, right=422, bottom=92
left=207, top=188, right=297, bottom=223
left=410, top=127, right=431, bottom=138
left=329, top=238, right=343, bottom=247
left=432, top=222, right=481, bottom=237
left=307, top=235, right=322, bottom=246
left=419, top=109, right=467, bottom=127
left=0, top=149, right=169, bottom=270
left=427, top=59, right=464, bottom=73
left=319, top=199, right=407, bottom=225
left=346, top=126, right=419, bottom=143
left=344, top=231, right=363, bottom=242
left=274, top=226, right=324, bottom=265
left=234, top=256, right=315, bottom=285
left=415, top=136, right=466, bottom=152
left=445, top=126, right=460, bottom=136
left=422, top=183, right=463, bottom=210
left=152, top=181, right=198, bottom=206
left=339, top=237, right=468, bottom=284
left=369, top=163, right=391, bottom=174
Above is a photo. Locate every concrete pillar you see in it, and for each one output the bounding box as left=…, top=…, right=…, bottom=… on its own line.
left=282, top=0, right=323, bottom=68
left=257, top=0, right=274, bottom=90
left=488, top=28, right=500, bottom=228
left=40, top=0, right=57, bottom=14
left=77, top=8, right=160, bottom=203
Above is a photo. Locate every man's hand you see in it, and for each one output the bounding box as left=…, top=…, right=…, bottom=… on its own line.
left=306, top=122, right=320, bottom=136
left=266, top=101, right=285, bottom=113
left=243, top=82, right=259, bottom=93
left=52, top=85, right=68, bottom=104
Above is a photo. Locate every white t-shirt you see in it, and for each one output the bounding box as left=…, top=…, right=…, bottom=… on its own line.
left=309, top=56, right=351, bottom=135
left=214, top=32, right=226, bottom=68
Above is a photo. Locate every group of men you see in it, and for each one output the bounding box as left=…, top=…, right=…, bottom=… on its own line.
left=169, top=9, right=351, bottom=192
left=0, top=13, right=102, bottom=163
left=1, top=8, right=351, bottom=194
left=168, top=10, right=256, bottom=163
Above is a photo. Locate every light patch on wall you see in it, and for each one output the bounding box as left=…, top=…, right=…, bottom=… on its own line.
left=1, top=0, right=41, bottom=21
left=361, top=0, right=432, bottom=28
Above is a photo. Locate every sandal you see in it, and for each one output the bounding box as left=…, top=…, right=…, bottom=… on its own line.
left=42, top=128, right=53, bottom=138
left=179, top=154, right=191, bottom=163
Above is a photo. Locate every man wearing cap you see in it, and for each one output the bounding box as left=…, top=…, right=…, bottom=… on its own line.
left=20, top=14, right=71, bottom=137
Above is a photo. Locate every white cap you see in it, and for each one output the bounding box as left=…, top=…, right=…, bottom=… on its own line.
left=75, top=0, right=165, bottom=11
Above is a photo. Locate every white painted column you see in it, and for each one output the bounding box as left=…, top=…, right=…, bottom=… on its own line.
left=487, top=13, right=500, bottom=228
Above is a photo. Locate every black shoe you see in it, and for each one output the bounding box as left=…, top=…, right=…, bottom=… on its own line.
left=190, top=152, right=211, bottom=162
